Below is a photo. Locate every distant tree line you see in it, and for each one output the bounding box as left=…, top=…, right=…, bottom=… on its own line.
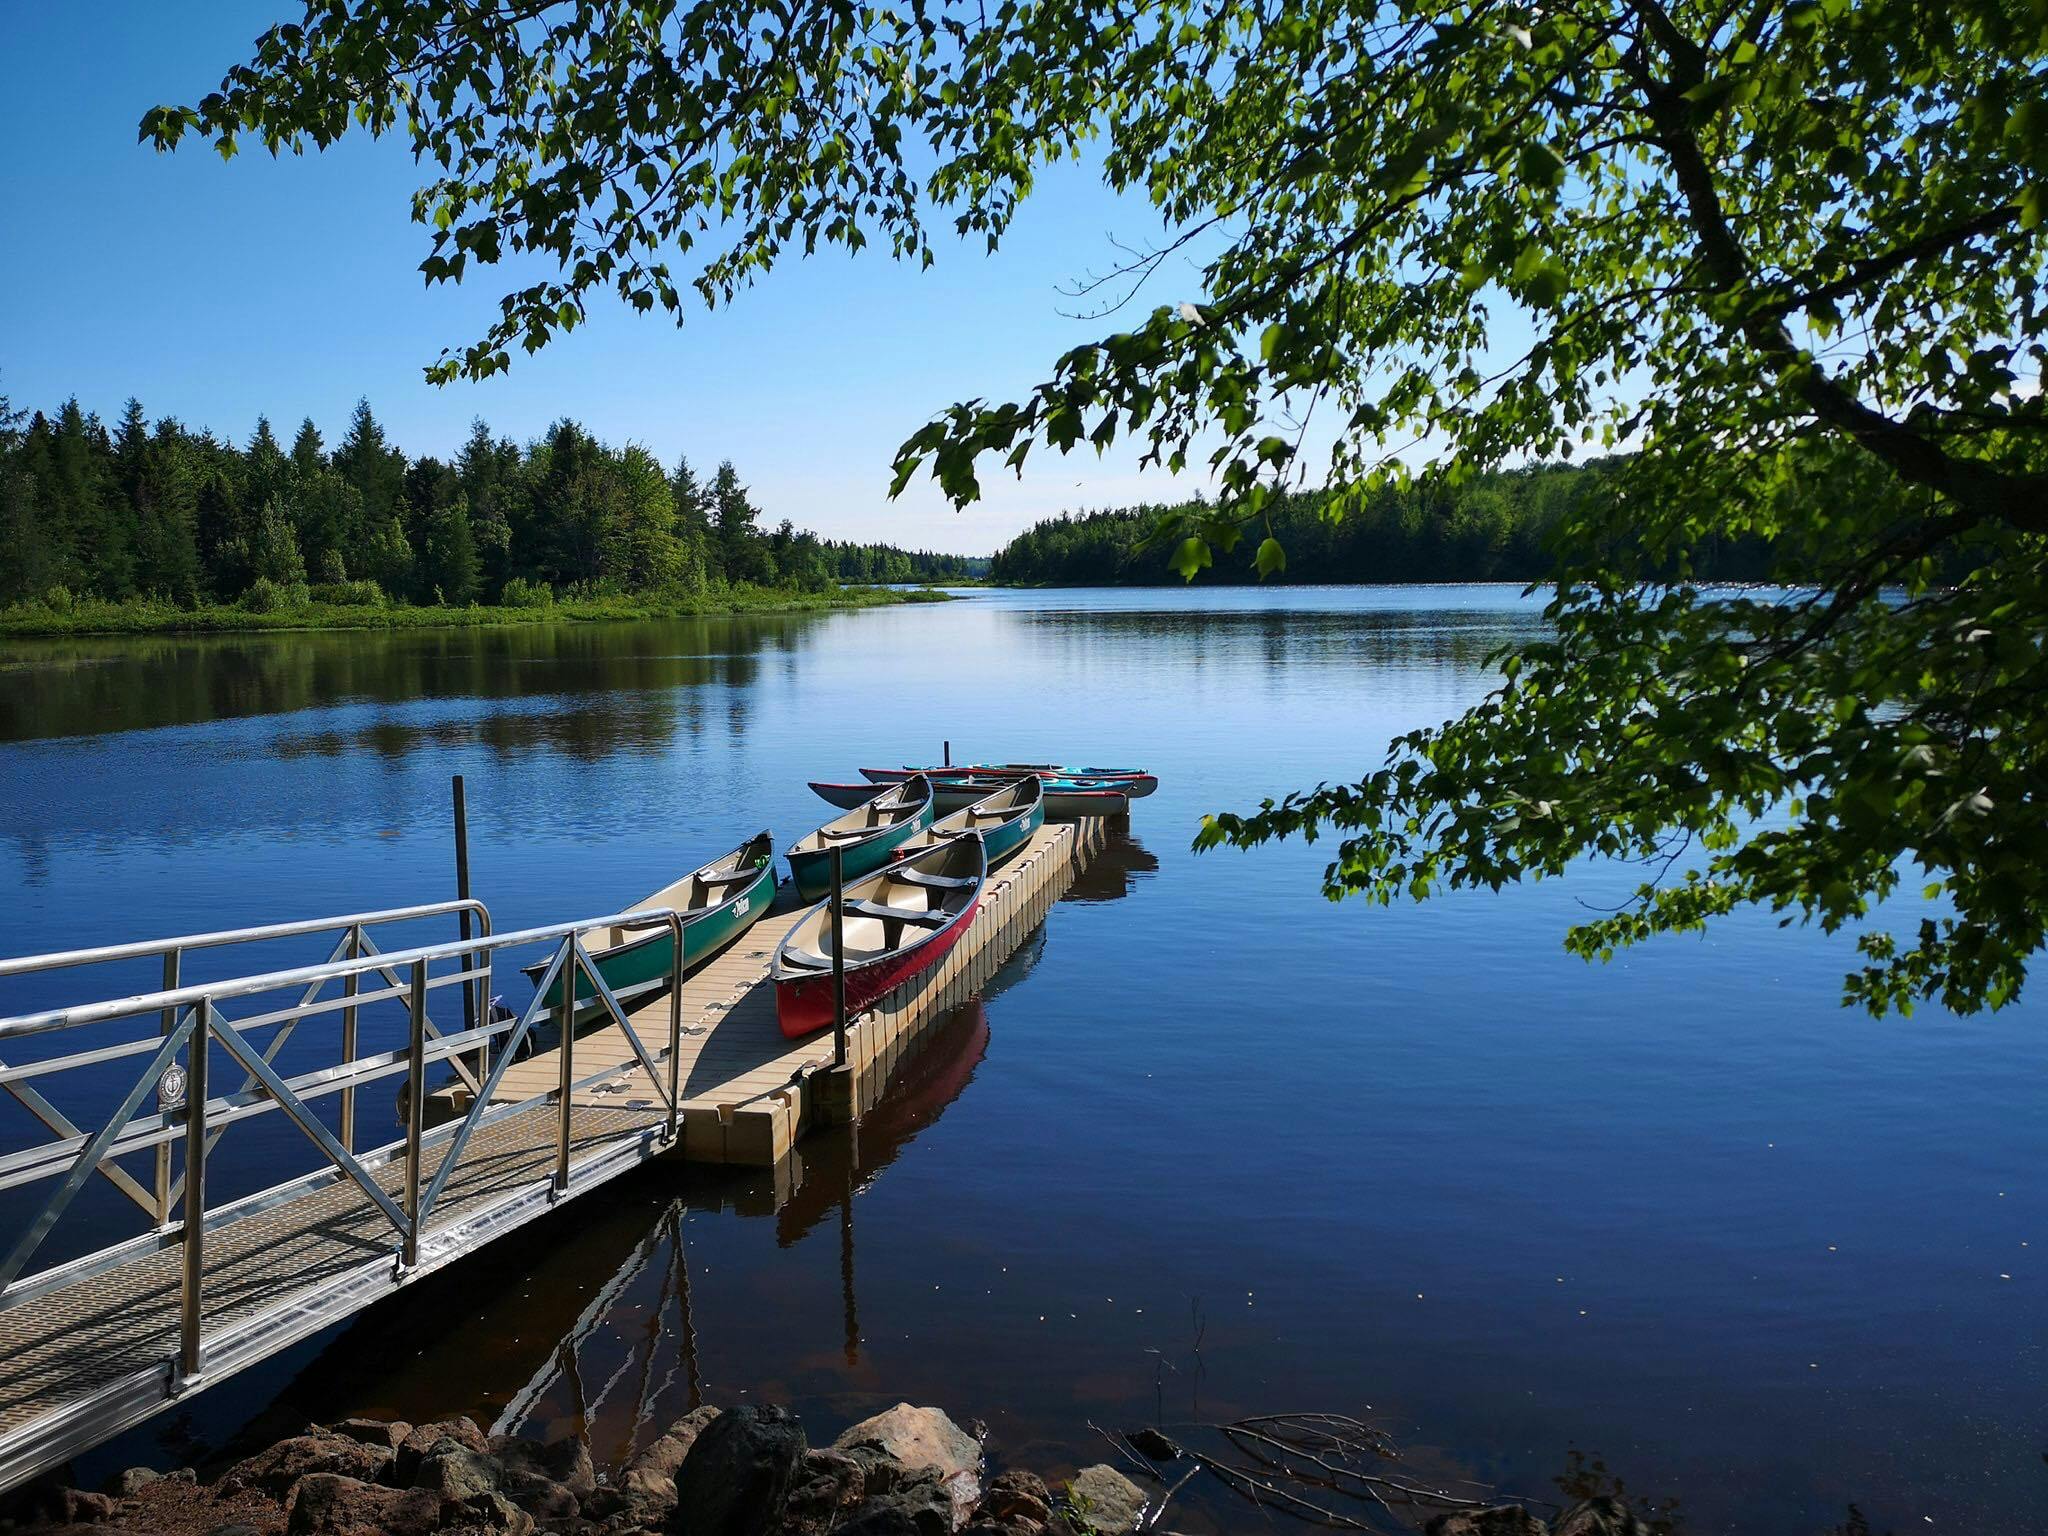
left=988, top=461, right=1797, bottom=586
left=0, top=392, right=975, bottom=610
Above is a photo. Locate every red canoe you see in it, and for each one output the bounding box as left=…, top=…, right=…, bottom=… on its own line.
left=769, top=834, right=986, bottom=1038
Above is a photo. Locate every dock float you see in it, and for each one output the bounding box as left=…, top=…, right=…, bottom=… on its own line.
left=0, top=820, right=1103, bottom=1491
left=431, top=818, right=1103, bottom=1163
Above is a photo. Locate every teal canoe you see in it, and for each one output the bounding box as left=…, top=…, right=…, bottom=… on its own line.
left=521, top=831, right=777, bottom=1016
left=893, top=776, right=1044, bottom=868
left=785, top=774, right=935, bottom=899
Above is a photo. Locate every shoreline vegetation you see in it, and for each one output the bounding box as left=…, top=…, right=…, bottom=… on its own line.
left=985, top=459, right=1797, bottom=588
left=0, top=391, right=986, bottom=639
left=0, top=582, right=950, bottom=640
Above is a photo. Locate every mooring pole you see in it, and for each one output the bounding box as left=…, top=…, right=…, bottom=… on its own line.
left=830, top=845, right=848, bottom=1069
left=452, top=774, right=477, bottom=1037
left=943, top=739, right=950, bottom=767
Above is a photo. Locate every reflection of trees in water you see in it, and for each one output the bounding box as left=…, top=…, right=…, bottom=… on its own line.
left=1015, top=604, right=1537, bottom=672
left=271, top=691, right=718, bottom=764
left=0, top=612, right=836, bottom=744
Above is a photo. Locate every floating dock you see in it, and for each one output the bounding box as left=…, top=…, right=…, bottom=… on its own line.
left=430, top=818, right=1101, bottom=1162
left=0, top=819, right=1103, bottom=1490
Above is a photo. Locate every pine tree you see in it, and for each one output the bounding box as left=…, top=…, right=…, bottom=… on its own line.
left=333, top=398, right=405, bottom=524
left=48, top=400, right=131, bottom=597
left=251, top=499, right=309, bottom=586
left=124, top=409, right=203, bottom=603
left=289, top=417, right=324, bottom=475
left=710, top=459, right=765, bottom=585
left=615, top=445, right=681, bottom=589
left=0, top=396, right=58, bottom=604
left=457, top=418, right=519, bottom=598
left=195, top=465, right=251, bottom=597
left=419, top=496, right=479, bottom=604
left=362, top=515, right=414, bottom=597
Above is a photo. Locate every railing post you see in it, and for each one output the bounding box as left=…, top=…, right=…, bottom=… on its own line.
left=155, top=946, right=180, bottom=1223
left=179, top=1001, right=208, bottom=1385
left=340, top=925, right=361, bottom=1154
left=667, top=917, right=683, bottom=1145
left=403, top=960, right=427, bottom=1267
left=475, top=908, right=493, bottom=1084
left=555, top=945, right=575, bottom=1194
left=453, top=775, right=478, bottom=1042
left=831, top=846, right=848, bottom=1069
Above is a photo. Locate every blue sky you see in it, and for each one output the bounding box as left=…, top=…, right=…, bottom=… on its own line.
left=0, top=4, right=1225, bottom=554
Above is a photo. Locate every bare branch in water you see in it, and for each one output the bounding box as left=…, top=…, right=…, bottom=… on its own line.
left=1104, top=1412, right=1511, bottom=1531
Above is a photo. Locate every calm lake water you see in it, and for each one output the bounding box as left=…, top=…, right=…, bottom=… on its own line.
left=1, top=587, right=2041, bottom=1533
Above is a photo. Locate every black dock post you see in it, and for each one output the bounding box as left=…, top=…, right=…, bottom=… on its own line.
left=830, top=845, right=848, bottom=1069
left=452, top=774, right=478, bottom=1036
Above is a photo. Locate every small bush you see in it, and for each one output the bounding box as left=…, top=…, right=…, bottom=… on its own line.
left=309, top=578, right=386, bottom=608
left=241, top=577, right=311, bottom=613
left=500, top=577, right=556, bottom=609
left=41, top=585, right=75, bottom=614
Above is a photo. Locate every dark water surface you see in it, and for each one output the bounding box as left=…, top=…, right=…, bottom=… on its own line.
left=1, top=588, right=2041, bottom=1533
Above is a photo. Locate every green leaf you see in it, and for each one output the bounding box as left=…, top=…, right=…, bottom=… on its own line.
left=1255, top=536, right=1287, bottom=578
left=1169, top=535, right=1212, bottom=581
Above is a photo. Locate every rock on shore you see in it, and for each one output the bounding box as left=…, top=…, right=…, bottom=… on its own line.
left=0, top=1405, right=1148, bottom=1536
left=0, top=1405, right=1647, bottom=1536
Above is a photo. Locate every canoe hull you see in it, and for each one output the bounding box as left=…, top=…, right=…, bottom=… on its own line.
left=785, top=802, right=935, bottom=898
left=522, top=851, right=777, bottom=1014
left=774, top=893, right=981, bottom=1038
left=898, top=779, right=1045, bottom=867
left=930, top=779, right=1126, bottom=818
left=863, top=763, right=1157, bottom=798
left=809, top=780, right=895, bottom=811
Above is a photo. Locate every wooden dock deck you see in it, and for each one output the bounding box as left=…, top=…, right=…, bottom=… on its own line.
left=0, top=819, right=1100, bottom=1490
left=433, top=818, right=1100, bottom=1163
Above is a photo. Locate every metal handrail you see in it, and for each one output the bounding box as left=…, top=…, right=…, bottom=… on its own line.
left=0, top=900, right=492, bottom=978
left=0, top=906, right=688, bottom=1392
left=0, top=900, right=494, bottom=1227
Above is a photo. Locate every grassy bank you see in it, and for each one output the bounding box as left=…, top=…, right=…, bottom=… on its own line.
left=0, top=584, right=954, bottom=639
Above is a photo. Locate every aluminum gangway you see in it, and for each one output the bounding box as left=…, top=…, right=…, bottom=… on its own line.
left=0, top=901, right=693, bottom=1490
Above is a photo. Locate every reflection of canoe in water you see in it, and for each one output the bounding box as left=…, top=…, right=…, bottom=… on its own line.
left=771, top=834, right=986, bottom=1038
left=519, top=832, right=776, bottom=1013
left=893, top=776, right=1043, bottom=868
left=775, top=1001, right=992, bottom=1248
left=785, top=775, right=934, bottom=899
left=862, top=762, right=1158, bottom=799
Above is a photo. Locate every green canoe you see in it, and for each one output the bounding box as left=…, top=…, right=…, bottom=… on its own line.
left=893, top=776, right=1044, bottom=869
left=522, top=831, right=777, bottom=1017
left=784, top=774, right=935, bottom=899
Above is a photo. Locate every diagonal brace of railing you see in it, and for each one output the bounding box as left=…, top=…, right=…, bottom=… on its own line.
left=0, top=1013, right=196, bottom=1290
left=207, top=1007, right=410, bottom=1241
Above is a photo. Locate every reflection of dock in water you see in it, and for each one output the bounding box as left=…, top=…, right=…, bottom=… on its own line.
left=228, top=951, right=1053, bottom=1468
left=1062, top=823, right=1157, bottom=902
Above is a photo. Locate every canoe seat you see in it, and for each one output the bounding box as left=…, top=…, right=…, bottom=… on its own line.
left=700, top=869, right=762, bottom=886
left=968, top=807, right=1011, bottom=819
left=895, top=871, right=975, bottom=891
left=843, top=900, right=947, bottom=927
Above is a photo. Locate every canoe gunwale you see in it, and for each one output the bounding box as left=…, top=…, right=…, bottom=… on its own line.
left=517, top=831, right=777, bottom=990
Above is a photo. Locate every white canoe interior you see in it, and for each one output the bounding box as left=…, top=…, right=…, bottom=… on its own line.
left=603, top=830, right=773, bottom=947
left=774, top=834, right=985, bottom=974
left=788, top=774, right=931, bottom=856
left=897, top=776, right=1040, bottom=856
